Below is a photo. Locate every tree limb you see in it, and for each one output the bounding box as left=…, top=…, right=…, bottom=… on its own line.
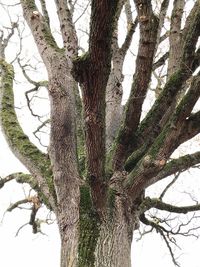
left=134, top=1, right=200, bottom=153
left=154, top=0, right=169, bottom=55
left=0, top=174, right=16, bottom=188
left=7, top=198, right=31, bottom=212
left=20, top=0, right=62, bottom=68
left=106, top=5, right=137, bottom=149
left=125, top=3, right=200, bottom=170
left=148, top=74, right=200, bottom=161
left=39, top=0, right=50, bottom=26
left=54, top=0, right=78, bottom=61
left=159, top=173, right=180, bottom=200
left=167, top=0, right=184, bottom=76
left=153, top=52, right=169, bottom=71
left=0, top=59, right=56, bottom=210
left=112, top=0, right=159, bottom=170
left=142, top=198, right=200, bottom=214
left=139, top=213, right=181, bottom=267
left=73, top=0, right=120, bottom=212
left=147, top=151, right=200, bottom=187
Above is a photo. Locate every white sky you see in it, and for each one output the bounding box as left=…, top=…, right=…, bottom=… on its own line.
left=0, top=1, right=200, bottom=266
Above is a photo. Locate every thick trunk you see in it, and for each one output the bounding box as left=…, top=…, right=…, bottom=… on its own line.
left=59, top=217, right=135, bottom=267
left=59, top=185, right=137, bottom=267
left=94, top=221, right=133, bottom=267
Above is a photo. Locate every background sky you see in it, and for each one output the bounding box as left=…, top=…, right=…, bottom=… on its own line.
left=0, top=1, right=200, bottom=266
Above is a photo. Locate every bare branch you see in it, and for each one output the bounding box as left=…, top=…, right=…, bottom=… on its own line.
left=112, top=0, right=159, bottom=170
left=142, top=198, right=200, bottom=214
left=120, top=17, right=138, bottom=56
left=148, top=151, right=200, bottom=186
left=153, top=51, right=169, bottom=70
left=127, top=2, right=200, bottom=161
left=8, top=194, right=44, bottom=235
left=154, top=0, right=170, bottom=54
left=140, top=213, right=181, bottom=267
left=29, top=195, right=41, bottom=233
left=160, top=230, right=181, bottom=267
left=167, top=0, right=185, bottom=76
left=15, top=223, right=29, bottom=237
left=20, top=0, right=61, bottom=67
left=159, top=173, right=180, bottom=200
left=54, top=0, right=78, bottom=60
left=0, top=174, right=16, bottom=188
left=106, top=5, right=137, bottom=149
left=0, top=59, right=56, bottom=210
left=18, top=58, right=48, bottom=86
left=7, top=198, right=31, bottom=212
left=0, top=21, right=18, bottom=58
left=33, top=119, right=50, bottom=147
left=39, top=0, right=50, bottom=26
left=150, top=74, right=200, bottom=157
left=74, top=1, right=91, bottom=24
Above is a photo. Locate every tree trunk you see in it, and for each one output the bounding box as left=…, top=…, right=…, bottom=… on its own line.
left=58, top=185, right=137, bottom=267
left=59, top=218, right=135, bottom=267
left=94, top=221, right=133, bottom=267
left=59, top=221, right=79, bottom=267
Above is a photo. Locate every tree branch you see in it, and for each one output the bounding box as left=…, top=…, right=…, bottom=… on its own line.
left=147, top=74, right=200, bottom=161
left=0, top=173, right=16, bottom=188
left=54, top=0, right=78, bottom=61
left=106, top=5, right=137, bottom=149
left=143, top=198, right=200, bottom=214
left=154, top=0, right=169, bottom=55
left=39, top=0, right=50, bottom=26
left=87, top=0, right=119, bottom=66
left=139, top=213, right=181, bottom=267
left=124, top=72, right=200, bottom=196
left=0, top=21, right=18, bottom=58
left=119, top=16, right=138, bottom=56
left=167, top=0, right=184, bottom=76
left=153, top=52, right=169, bottom=71
left=112, top=0, right=159, bottom=170
left=73, top=0, right=120, bottom=213
left=135, top=0, right=200, bottom=150
left=0, top=59, right=56, bottom=210
left=20, top=0, right=62, bottom=68
left=147, top=151, right=200, bottom=186
left=7, top=198, right=30, bottom=212
left=125, top=3, right=200, bottom=171
left=159, top=173, right=180, bottom=200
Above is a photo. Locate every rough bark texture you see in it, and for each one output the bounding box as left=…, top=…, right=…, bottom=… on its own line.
left=0, top=1, right=200, bottom=266
left=112, top=0, right=159, bottom=170
left=95, top=221, right=133, bottom=267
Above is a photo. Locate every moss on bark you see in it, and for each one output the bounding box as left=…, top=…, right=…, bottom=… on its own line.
left=0, top=59, right=56, bottom=204
left=78, top=185, right=100, bottom=267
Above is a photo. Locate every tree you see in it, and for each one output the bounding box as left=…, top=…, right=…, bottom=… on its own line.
left=0, top=0, right=200, bottom=266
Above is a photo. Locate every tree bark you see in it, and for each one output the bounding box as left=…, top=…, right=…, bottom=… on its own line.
left=59, top=211, right=135, bottom=267
left=94, top=221, right=133, bottom=267
left=75, top=176, right=138, bottom=267
left=59, top=219, right=79, bottom=267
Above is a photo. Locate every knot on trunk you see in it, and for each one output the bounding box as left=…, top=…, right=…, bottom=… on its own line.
left=109, top=171, right=128, bottom=197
